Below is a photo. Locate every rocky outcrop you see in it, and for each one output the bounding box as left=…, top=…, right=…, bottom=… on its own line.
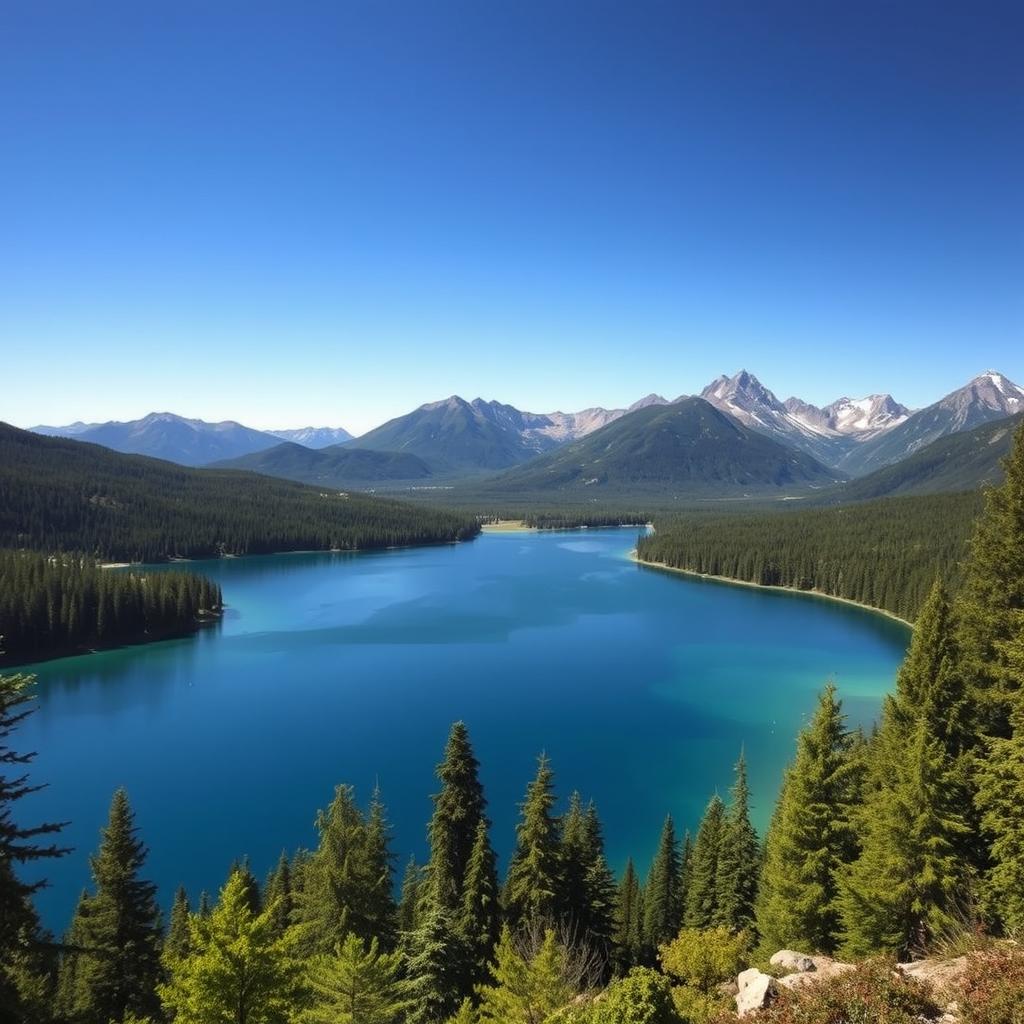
left=776, top=954, right=855, bottom=991
left=735, top=968, right=777, bottom=1017
left=769, top=950, right=816, bottom=973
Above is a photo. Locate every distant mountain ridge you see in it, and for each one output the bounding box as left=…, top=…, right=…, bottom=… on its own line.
left=270, top=426, right=353, bottom=448
left=29, top=412, right=282, bottom=467
left=823, top=411, right=1024, bottom=502
left=464, top=396, right=841, bottom=498
left=834, top=371, right=1024, bottom=476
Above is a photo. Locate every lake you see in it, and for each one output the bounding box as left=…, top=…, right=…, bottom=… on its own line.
left=18, top=528, right=909, bottom=931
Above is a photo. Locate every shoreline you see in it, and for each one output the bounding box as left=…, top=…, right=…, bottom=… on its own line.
left=631, top=553, right=914, bottom=629
left=481, top=520, right=536, bottom=532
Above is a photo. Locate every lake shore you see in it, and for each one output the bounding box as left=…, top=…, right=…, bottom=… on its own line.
left=631, top=553, right=914, bottom=629
left=481, top=519, right=536, bottom=532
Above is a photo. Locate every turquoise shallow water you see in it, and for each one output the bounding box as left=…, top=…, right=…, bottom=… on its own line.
left=18, top=528, right=909, bottom=931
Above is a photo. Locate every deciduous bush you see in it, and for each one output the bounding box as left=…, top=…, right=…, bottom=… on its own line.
left=958, top=947, right=1024, bottom=1024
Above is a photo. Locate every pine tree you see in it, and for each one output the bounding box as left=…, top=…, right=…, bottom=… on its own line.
left=613, top=859, right=643, bottom=975
left=159, top=869, right=301, bottom=1024
left=642, top=816, right=682, bottom=954
left=398, top=856, right=423, bottom=940
left=412, top=722, right=497, bottom=1005
left=426, top=722, right=488, bottom=913
left=955, top=420, right=1024, bottom=737
left=714, top=752, right=761, bottom=932
left=228, top=856, right=263, bottom=917
left=976, top=702, right=1024, bottom=932
left=405, top=899, right=466, bottom=1024
left=460, top=818, right=501, bottom=992
left=755, top=685, right=860, bottom=955
left=476, top=925, right=574, bottom=1024
left=0, top=672, right=66, bottom=1021
left=678, top=832, right=693, bottom=910
left=684, top=796, right=724, bottom=929
left=839, top=720, right=972, bottom=957
left=164, top=886, right=192, bottom=966
left=302, top=932, right=410, bottom=1024
left=63, top=789, right=163, bottom=1022
left=580, top=800, right=618, bottom=972
left=264, top=851, right=293, bottom=940
left=503, top=754, right=562, bottom=930
left=961, top=425, right=1024, bottom=928
left=295, top=784, right=397, bottom=954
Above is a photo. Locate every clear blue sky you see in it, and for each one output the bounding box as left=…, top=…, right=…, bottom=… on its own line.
left=3, top=1, right=1022, bottom=435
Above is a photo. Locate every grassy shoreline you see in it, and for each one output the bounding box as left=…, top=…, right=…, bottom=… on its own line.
left=631, top=553, right=914, bottom=628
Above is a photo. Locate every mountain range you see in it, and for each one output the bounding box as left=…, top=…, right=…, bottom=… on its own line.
left=29, top=370, right=1024, bottom=498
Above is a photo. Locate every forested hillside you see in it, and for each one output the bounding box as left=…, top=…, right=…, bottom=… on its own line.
left=639, top=490, right=982, bottom=621
left=0, top=424, right=479, bottom=562
left=2, top=422, right=1024, bottom=1021
left=0, top=552, right=221, bottom=664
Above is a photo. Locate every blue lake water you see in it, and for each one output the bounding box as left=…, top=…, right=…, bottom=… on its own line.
left=18, top=528, right=909, bottom=931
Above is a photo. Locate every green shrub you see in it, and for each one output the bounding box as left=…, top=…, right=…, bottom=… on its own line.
left=659, top=928, right=751, bottom=994
left=544, top=969, right=680, bottom=1024
left=749, top=958, right=939, bottom=1024
left=959, top=947, right=1024, bottom=1024
left=670, top=984, right=728, bottom=1024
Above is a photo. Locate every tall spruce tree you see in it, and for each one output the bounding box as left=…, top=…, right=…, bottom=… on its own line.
left=678, top=831, right=693, bottom=911
left=754, top=685, right=860, bottom=955
left=412, top=722, right=497, bottom=1005
left=581, top=800, right=618, bottom=970
left=460, top=818, right=501, bottom=992
left=265, top=851, right=294, bottom=940
left=425, top=722, right=488, bottom=912
left=955, top=420, right=1024, bottom=737
left=503, top=754, right=562, bottom=930
left=613, top=858, right=643, bottom=976
left=642, top=816, right=682, bottom=954
left=714, top=752, right=761, bottom=932
left=0, top=672, right=66, bottom=1021
left=295, top=784, right=397, bottom=954
left=839, top=720, right=972, bottom=957
left=398, top=856, right=423, bottom=941
left=684, top=796, right=724, bottom=929
left=62, top=789, right=163, bottom=1022
left=964, top=425, right=1024, bottom=928
left=164, top=886, right=192, bottom=966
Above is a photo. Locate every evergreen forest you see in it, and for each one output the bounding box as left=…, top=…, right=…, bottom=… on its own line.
left=0, top=551, right=222, bottom=664
left=0, top=424, right=480, bottom=563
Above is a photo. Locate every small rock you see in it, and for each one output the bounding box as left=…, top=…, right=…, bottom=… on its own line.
left=776, top=956, right=855, bottom=991
left=736, top=968, right=777, bottom=1017
left=898, top=956, right=969, bottom=997
left=770, top=950, right=817, bottom=973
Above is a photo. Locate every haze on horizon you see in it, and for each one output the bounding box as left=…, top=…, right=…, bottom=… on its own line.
left=3, top=1, right=1021, bottom=436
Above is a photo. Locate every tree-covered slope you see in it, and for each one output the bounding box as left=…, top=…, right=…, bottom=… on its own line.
left=822, top=412, right=1023, bottom=502
left=210, top=441, right=434, bottom=487
left=467, top=398, right=841, bottom=499
left=0, top=423, right=479, bottom=562
left=638, top=490, right=982, bottom=621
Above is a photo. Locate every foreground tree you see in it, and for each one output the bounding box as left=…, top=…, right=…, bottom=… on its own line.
left=301, top=932, right=409, bottom=1024
left=0, top=672, right=66, bottom=1020
left=503, top=755, right=562, bottom=930
left=642, top=816, right=681, bottom=956
left=755, top=685, right=860, bottom=954
left=613, top=858, right=643, bottom=975
left=476, top=926, right=574, bottom=1024
left=714, top=752, right=761, bottom=932
left=59, top=789, right=162, bottom=1022
left=160, top=869, right=301, bottom=1024
left=294, top=784, right=396, bottom=954
left=684, top=795, right=724, bottom=929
